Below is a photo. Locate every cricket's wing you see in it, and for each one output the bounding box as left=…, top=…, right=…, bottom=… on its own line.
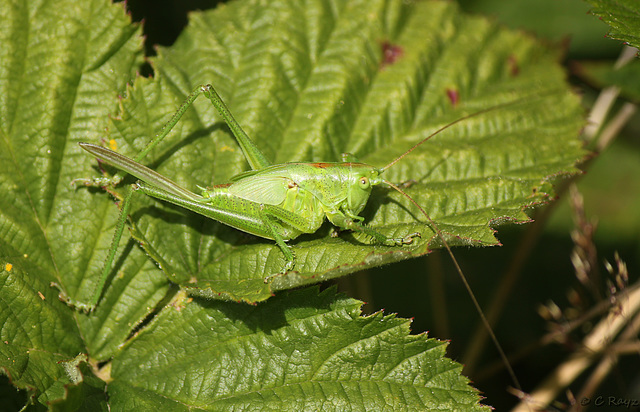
left=227, top=173, right=291, bottom=206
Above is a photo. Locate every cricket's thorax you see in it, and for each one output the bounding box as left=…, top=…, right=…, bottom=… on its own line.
left=274, top=162, right=381, bottom=214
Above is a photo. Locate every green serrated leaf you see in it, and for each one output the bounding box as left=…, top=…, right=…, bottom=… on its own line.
left=0, top=0, right=144, bottom=407
left=0, top=261, right=106, bottom=410
left=586, top=0, right=640, bottom=50
left=0, top=0, right=146, bottom=311
left=106, top=287, right=489, bottom=411
left=90, top=0, right=586, bottom=303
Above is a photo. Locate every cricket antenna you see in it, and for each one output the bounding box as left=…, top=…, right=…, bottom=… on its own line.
left=381, top=98, right=527, bottom=172
left=383, top=179, right=522, bottom=392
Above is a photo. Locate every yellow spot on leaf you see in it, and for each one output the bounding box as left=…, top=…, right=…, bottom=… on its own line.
left=170, top=290, right=189, bottom=311
left=219, top=145, right=235, bottom=152
left=4, top=263, right=12, bottom=272
left=109, top=139, right=118, bottom=151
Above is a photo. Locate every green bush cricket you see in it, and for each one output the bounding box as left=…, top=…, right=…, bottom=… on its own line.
left=66, top=82, right=520, bottom=388
left=67, top=82, right=494, bottom=311
left=74, top=82, right=508, bottom=356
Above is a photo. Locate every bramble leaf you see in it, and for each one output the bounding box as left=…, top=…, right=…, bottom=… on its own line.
left=104, top=0, right=585, bottom=301
left=586, top=0, right=640, bottom=50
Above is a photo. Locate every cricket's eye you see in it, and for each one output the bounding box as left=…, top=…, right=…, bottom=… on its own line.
left=358, top=176, right=370, bottom=189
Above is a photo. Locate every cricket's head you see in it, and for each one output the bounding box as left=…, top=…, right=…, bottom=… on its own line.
left=345, top=164, right=384, bottom=216
left=344, top=162, right=426, bottom=223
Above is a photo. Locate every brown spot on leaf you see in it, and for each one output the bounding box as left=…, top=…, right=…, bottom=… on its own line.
left=508, top=55, right=519, bottom=76
left=446, top=88, right=459, bottom=107
left=380, top=41, right=403, bottom=68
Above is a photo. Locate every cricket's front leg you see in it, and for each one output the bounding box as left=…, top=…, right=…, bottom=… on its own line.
left=327, top=210, right=420, bottom=246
